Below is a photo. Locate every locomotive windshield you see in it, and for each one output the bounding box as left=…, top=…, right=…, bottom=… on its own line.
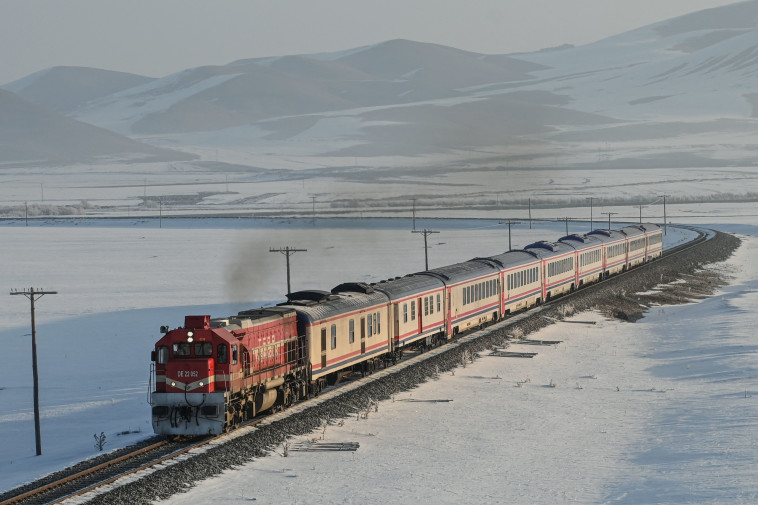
left=217, top=344, right=228, bottom=364
left=194, top=342, right=213, bottom=357
left=173, top=343, right=190, bottom=356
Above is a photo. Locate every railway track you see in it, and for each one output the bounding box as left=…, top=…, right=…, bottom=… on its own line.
left=0, top=226, right=719, bottom=505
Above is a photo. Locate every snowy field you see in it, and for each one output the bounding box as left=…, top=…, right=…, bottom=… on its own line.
left=157, top=221, right=758, bottom=505
left=0, top=212, right=756, bottom=504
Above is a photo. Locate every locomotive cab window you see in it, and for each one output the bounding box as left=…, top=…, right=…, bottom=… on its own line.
left=173, top=343, right=190, bottom=357
left=217, top=344, right=228, bottom=364
left=231, top=344, right=238, bottom=365
left=194, top=342, right=213, bottom=357
left=156, top=346, right=169, bottom=364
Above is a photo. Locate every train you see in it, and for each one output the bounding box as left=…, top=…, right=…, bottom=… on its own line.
left=149, top=223, right=662, bottom=435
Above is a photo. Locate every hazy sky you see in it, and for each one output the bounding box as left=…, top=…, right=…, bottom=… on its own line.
left=0, top=0, right=743, bottom=85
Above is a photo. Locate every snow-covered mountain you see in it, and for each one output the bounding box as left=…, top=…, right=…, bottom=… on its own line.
left=4, top=66, right=155, bottom=114
left=0, top=89, right=195, bottom=165
left=511, top=0, right=758, bottom=121
left=4, top=1, right=758, bottom=166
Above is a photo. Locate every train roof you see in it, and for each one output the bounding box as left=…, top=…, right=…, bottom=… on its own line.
left=480, top=249, right=540, bottom=270
left=204, top=306, right=298, bottom=331
left=419, top=259, right=500, bottom=285
left=637, top=223, right=661, bottom=233
left=620, top=223, right=661, bottom=236
left=280, top=288, right=389, bottom=323
left=559, top=233, right=603, bottom=250
left=618, top=225, right=646, bottom=238
left=371, top=274, right=445, bottom=299
left=587, top=228, right=626, bottom=243
left=524, top=240, right=576, bottom=259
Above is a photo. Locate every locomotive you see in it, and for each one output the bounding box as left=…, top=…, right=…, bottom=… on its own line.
left=150, top=223, right=662, bottom=435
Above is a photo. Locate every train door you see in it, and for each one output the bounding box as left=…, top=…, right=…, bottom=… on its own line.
left=392, top=303, right=400, bottom=346
left=446, top=289, right=453, bottom=336
left=417, top=297, right=423, bottom=335
left=360, top=317, right=366, bottom=354
left=320, top=328, right=327, bottom=370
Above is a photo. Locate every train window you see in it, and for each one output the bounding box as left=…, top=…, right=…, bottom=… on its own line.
left=403, top=303, right=408, bottom=323
left=376, top=312, right=380, bottom=333
left=331, top=324, right=337, bottom=350
left=437, top=294, right=441, bottom=312
left=368, top=317, right=373, bottom=337
left=429, top=296, right=434, bottom=314
left=173, top=343, right=190, bottom=357
left=194, top=342, right=213, bottom=357
left=411, top=301, right=416, bottom=320
left=424, top=297, right=429, bottom=316
left=231, top=345, right=238, bottom=365
left=349, top=319, right=355, bottom=343
left=156, top=346, right=169, bottom=364
left=217, top=344, right=228, bottom=364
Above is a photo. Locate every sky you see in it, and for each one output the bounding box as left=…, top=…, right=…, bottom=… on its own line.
left=0, top=0, right=744, bottom=85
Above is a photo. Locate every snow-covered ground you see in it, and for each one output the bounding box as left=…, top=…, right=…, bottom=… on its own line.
left=159, top=222, right=758, bottom=505
left=0, top=212, right=755, bottom=503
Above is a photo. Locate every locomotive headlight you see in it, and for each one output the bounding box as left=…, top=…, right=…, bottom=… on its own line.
left=170, top=381, right=176, bottom=387
left=187, top=331, right=194, bottom=343
left=199, top=381, right=204, bottom=387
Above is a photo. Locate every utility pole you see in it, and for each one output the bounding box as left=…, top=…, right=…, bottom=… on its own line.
left=528, top=197, right=532, bottom=229
left=637, top=205, right=647, bottom=224
left=412, top=198, right=416, bottom=231
left=412, top=229, right=439, bottom=270
left=659, top=194, right=670, bottom=235
left=602, top=212, right=618, bottom=230
left=499, top=219, right=521, bottom=251
left=269, top=247, right=307, bottom=295
left=586, top=197, right=594, bottom=231
left=10, top=287, right=57, bottom=456
left=562, top=217, right=572, bottom=236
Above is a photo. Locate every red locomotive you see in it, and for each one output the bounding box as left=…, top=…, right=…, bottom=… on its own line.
left=150, top=308, right=309, bottom=435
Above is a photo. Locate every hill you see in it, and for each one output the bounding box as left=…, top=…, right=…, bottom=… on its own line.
left=0, top=89, right=195, bottom=165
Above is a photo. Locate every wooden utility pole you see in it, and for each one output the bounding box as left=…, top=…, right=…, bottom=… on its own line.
left=412, top=229, right=439, bottom=271
left=269, top=247, right=307, bottom=295
left=10, top=287, right=57, bottom=456
left=637, top=205, right=647, bottom=224
left=499, top=219, right=521, bottom=251
left=528, top=197, right=532, bottom=229
left=602, top=211, right=618, bottom=230
left=659, top=194, right=671, bottom=235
